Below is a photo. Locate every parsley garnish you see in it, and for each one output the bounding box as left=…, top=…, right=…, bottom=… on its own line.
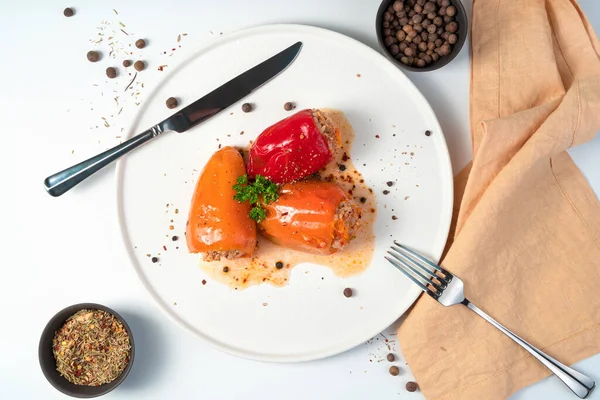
left=233, top=174, right=279, bottom=222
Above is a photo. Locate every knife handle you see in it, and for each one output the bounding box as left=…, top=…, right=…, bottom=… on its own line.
left=44, top=125, right=165, bottom=197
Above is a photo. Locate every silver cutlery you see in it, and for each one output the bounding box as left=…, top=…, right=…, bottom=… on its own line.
left=43, top=41, right=303, bottom=197
left=386, top=241, right=595, bottom=399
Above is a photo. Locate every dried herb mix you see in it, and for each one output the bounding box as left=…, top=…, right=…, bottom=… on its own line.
left=53, top=309, right=131, bottom=386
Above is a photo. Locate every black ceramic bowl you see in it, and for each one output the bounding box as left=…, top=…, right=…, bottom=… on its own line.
left=39, top=303, right=135, bottom=398
left=376, top=0, right=468, bottom=72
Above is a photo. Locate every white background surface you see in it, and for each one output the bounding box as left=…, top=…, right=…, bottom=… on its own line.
left=0, top=1, right=598, bottom=399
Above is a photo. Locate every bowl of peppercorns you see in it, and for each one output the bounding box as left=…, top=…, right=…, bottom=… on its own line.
left=376, top=0, right=467, bottom=71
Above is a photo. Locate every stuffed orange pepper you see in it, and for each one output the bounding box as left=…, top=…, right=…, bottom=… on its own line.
left=186, top=146, right=257, bottom=261
left=259, top=181, right=361, bottom=255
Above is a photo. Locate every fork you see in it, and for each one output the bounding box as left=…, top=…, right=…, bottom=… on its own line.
left=386, top=241, right=596, bottom=399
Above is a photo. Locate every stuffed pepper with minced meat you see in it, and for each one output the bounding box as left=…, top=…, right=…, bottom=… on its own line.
left=186, top=146, right=257, bottom=261
left=258, top=181, right=361, bottom=255
left=247, top=109, right=340, bottom=183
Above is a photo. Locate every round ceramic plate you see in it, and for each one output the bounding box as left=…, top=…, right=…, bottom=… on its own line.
left=116, top=24, right=453, bottom=362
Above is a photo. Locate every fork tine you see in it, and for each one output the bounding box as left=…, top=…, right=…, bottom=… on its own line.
left=385, top=255, right=438, bottom=298
left=387, top=249, right=445, bottom=292
left=393, top=241, right=450, bottom=276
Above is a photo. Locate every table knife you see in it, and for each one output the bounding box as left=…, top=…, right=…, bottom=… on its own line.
left=44, top=41, right=303, bottom=197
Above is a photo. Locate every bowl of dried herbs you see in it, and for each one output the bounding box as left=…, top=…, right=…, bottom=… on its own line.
left=38, top=303, right=134, bottom=398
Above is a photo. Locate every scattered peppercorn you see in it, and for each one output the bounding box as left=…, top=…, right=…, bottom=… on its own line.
left=151, top=257, right=159, bottom=263
left=389, top=366, right=400, bottom=376
left=122, top=60, right=132, bottom=67
left=339, top=164, right=347, bottom=171
left=135, top=39, right=146, bottom=49
left=134, top=60, right=145, bottom=71
left=283, top=102, right=294, bottom=111
left=383, top=190, right=390, bottom=195
left=87, top=51, right=100, bottom=62
left=425, top=130, right=432, bottom=136
left=406, top=382, right=419, bottom=392
left=223, top=266, right=229, bottom=273
left=387, top=181, right=394, bottom=187
left=166, top=97, right=178, bottom=109
left=359, top=197, right=367, bottom=203
left=106, top=67, right=117, bottom=79
left=63, top=7, right=74, bottom=17
left=343, top=288, right=353, bottom=297
left=275, top=261, right=284, bottom=269
left=242, top=103, right=253, bottom=113
left=387, top=353, right=395, bottom=362
left=392, top=215, right=398, bottom=220
left=201, top=279, right=207, bottom=285
left=171, top=235, right=179, bottom=241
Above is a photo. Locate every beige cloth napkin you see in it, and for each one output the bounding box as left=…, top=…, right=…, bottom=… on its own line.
left=398, top=0, right=600, bottom=399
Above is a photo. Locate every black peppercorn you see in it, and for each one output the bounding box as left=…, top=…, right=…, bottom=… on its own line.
left=406, top=382, right=419, bottom=392
left=87, top=51, right=100, bottom=62
left=276, top=261, right=284, bottom=269
left=63, top=7, right=74, bottom=17
left=284, top=102, right=294, bottom=111
left=343, top=288, right=353, bottom=297
left=242, top=103, right=253, bottom=113
left=166, top=97, right=178, bottom=109
left=106, top=67, right=117, bottom=79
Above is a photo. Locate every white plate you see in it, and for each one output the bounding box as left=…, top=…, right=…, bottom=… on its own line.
left=116, top=24, right=453, bottom=362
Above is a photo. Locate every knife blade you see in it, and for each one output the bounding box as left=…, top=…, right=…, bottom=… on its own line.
left=43, top=41, right=303, bottom=197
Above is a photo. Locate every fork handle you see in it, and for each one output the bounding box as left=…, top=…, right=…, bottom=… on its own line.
left=463, top=300, right=595, bottom=399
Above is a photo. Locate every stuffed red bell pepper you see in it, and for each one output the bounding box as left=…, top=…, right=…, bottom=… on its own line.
left=247, top=109, right=340, bottom=184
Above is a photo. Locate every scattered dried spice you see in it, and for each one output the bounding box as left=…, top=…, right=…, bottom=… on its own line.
left=223, top=266, right=229, bottom=273
left=383, top=190, right=390, bottom=195
left=135, top=39, right=146, bottom=49
left=166, top=97, right=178, bottom=109
left=134, top=60, right=145, bottom=71
left=122, top=60, right=131, bottom=67
left=339, top=164, right=347, bottom=171
left=63, top=7, right=74, bottom=17
left=151, top=257, right=159, bottom=263
left=392, top=215, right=398, bottom=220
left=171, top=236, right=179, bottom=242
left=406, top=381, right=419, bottom=392
left=425, top=130, right=432, bottom=136
left=106, top=67, right=117, bottom=79
left=386, top=353, right=395, bottom=362
left=124, top=72, right=137, bottom=91
left=201, top=279, right=207, bottom=285
left=283, top=102, right=294, bottom=111
left=87, top=51, right=100, bottom=62
left=389, top=366, right=400, bottom=376
left=343, top=288, right=353, bottom=297
left=386, top=181, right=394, bottom=187
left=52, top=309, right=130, bottom=386
left=242, top=103, right=253, bottom=113
left=275, top=261, right=284, bottom=269
left=359, top=197, right=367, bottom=204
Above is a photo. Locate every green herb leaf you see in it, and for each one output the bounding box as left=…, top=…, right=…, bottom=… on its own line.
left=233, top=174, right=279, bottom=222
left=249, top=206, right=267, bottom=222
